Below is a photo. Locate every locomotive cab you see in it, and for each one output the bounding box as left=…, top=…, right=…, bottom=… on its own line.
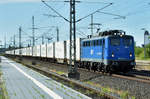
left=107, top=35, right=136, bottom=72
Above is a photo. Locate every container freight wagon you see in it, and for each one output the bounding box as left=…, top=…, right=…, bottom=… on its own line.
left=15, top=49, right=20, bottom=55
left=41, top=44, right=47, bottom=58
left=26, top=47, right=30, bottom=56
left=66, top=38, right=81, bottom=64
left=5, top=51, right=10, bottom=54
left=22, top=48, right=27, bottom=56
left=55, top=41, right=66, bottom=63
left=47, top=43, right=55, bottom=60
left=29, top=47, right=32, bottom=56
left=32, top=46, right=37, bottom=57
left=36, top=45, right=41, bottom=57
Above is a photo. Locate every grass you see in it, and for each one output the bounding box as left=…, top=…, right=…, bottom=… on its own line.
left=77, top=94, right=83, bottom=99
left=61, top=84, right=67, bottom=90
left=56, top=71, right=66, bottom=75
left=135, top=47, right=150, bottom=60
left=0, top=71, right=9, bottom=99
left=136, top=57, right=150, bottom=60
left=120, top=91, right=129, bottom=99
left=85, top=81, right=135, bottom=99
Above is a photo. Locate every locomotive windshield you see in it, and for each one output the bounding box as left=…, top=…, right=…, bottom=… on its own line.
left=123, top=37, right=133, bottom=46
left=110, top=37, right=120, bottom=46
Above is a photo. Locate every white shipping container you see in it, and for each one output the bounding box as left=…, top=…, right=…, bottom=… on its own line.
left=22, top=48, right=26, bottom=56
left=36, top=45, right=41, bottom=57
left=47, top=43, right=54, bottom=58
left=6, top=51, right=10, bottom=54
left=29, top=47, right=32, bottom=56
left=10, top=50, right=14, bottom=55
left=15, top=49, right=19, bottom=55
left=12, top=50, right=15, bottom=55
left=66, top=38, right=81, bottom=61
left=26, top=47, right=30, bottom=56
left=41, top=44, right=47, bottom=57
left=5, top=51, right=9, bottom=54
left=33, top=46, right=37, bottom=57
left=55, top=41, right=66, bottom=59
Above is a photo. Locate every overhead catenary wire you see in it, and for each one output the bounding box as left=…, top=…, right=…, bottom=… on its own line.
left=41, top=0, right=70, bottom=22
left=44, top=0, right=110, bottom=4
left=97, top=11, right=126, bottom=19
left=76, top=3, right=113, bottom=22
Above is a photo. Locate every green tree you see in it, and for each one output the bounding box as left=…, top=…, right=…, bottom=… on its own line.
left=134, top=47, right=143, bottom=57
left=146, top=44, right=150, bottom=57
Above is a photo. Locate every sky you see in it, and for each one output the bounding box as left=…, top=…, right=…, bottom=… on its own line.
left=0, top=0, right=150, bottom=47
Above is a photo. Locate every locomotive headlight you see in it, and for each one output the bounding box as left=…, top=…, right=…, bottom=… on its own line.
left=112, top=53, right=114, bottom=57
left=130, top=53, right=132, bottom=57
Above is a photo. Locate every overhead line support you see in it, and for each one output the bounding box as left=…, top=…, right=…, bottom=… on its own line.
left=68, top=0, right=80, bottom=80
left=19, top=27, right=22, bottom=56
left=32, top=16, right=35, bottom=46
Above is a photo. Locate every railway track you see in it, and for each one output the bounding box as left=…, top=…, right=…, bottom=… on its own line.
left=112, top=74, right=150, bottom=84
left=16, top=55, right=150, bottom=84
left=76, top=67, right=150, bottom=84
left=7, top=55, right=150, bottom=84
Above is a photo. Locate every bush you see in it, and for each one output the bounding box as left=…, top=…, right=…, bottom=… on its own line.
left=135, top=44, right=150, bottom=59
left=135, top=47, right=143, bottom=57
left=146, top=44, right=150, bottom=57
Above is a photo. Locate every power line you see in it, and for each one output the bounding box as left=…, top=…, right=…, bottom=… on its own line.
left=44, top=0, right=110, bottom=4
left=41, top=0, right=70, bottom=22
left=76, top=3, right=113, bottom=22
left=97, top=11, right=126, bottom=19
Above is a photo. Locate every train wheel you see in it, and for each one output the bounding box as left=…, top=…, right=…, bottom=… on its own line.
left=93, top=63, right=97, bottom=72
left=104, top=65, right=110, bottom=73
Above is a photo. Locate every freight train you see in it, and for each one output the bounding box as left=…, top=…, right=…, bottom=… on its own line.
left=5, top=30, right=136, bottom=73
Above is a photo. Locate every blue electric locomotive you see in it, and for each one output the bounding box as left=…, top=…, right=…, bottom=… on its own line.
left=80, top=30, right=135, bottom=73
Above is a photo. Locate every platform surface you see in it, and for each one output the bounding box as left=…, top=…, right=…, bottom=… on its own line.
left=0, top=56, right=91, bottom=99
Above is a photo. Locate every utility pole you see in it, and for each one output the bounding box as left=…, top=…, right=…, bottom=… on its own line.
left=42, top=36, right=44, bottom=44
left=68, top=0, right=80, bottom=80
left=144, top=32, right=146, bottom=58
left=56, top=27, right=59, bottom=42
left=32, top=16, right=35, bottom=46
left=91, top=14, right=93, bottom=35
left=4, top=35, right=6, bottom=49
left=30, top=40, right=32, bottom=47
left=14, top=35, right=16, bottom=55
left=14, top=35, right=16, bottom=48
left=19, top=27, right=22, bottom=55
